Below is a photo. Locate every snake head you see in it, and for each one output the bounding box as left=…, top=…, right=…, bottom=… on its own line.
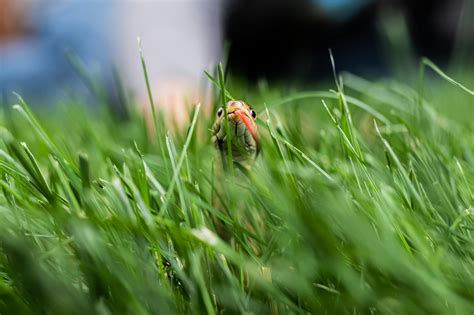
left=211, top=100, right=261, bottom=169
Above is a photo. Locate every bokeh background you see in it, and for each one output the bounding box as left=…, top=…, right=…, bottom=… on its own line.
left=0, top=0, right=473, bottom=110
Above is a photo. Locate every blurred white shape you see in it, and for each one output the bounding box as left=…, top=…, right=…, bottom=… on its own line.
left=192, top=227, right=219, bottom=246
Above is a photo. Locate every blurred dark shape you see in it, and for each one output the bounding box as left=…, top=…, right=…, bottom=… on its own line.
left=400, top=0, right=463, bottom=60
left=225, top=0, right=467, bottom=82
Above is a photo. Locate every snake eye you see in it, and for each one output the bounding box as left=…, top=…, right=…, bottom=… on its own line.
left=217, top=107, right=223, bottom=117
left=250, top=110, right=257, bottom=119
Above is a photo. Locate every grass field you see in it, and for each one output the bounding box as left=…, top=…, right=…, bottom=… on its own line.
left=0, top=59, right=473, bottom=314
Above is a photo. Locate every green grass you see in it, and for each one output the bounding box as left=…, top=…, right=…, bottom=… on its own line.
left=0, top=60, right=473, bottom=314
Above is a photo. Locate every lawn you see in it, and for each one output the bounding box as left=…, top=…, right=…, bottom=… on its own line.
left=0, top=60, right=473, bottom=314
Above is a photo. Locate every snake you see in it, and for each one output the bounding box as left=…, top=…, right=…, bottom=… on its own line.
left=210, top=100, right=261, bottom=242
left=211, top=100, right=261, bottom=170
